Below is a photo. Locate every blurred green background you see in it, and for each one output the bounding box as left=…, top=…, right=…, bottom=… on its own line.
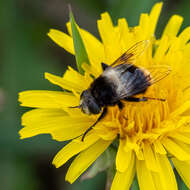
left=0, top=0, right=190, bottom=189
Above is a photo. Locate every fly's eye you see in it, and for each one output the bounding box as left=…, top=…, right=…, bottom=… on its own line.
left=88, top=100, right=101, bottom=114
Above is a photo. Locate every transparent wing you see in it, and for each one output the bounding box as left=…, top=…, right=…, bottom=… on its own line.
left=146, top=65, right=171, bottom=84
left=115, top=65, right=171, bottom=100
left=111, top=40, right=150, bottom=67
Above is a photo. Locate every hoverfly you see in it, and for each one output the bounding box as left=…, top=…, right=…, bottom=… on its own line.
left=71, top=40, right=171, bottom=141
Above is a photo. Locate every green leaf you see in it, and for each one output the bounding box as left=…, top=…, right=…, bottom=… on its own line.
left=69, top=10, right=90, bottom=74
left=131, top=176, right=139, bottom=190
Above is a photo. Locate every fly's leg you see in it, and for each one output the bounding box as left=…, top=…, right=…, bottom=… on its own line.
left=142, top=96, right=165, bottom=101
left=81, top=107, right=108, bottom=141
left=117, top=101, right=128, bottom=120
left=124, top=97, right=148, bottom=102
left=117, top=101, right=124, bottom=110
left=124, top=96, right=165, bottom=102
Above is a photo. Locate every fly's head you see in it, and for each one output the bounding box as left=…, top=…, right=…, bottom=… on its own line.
left=80, top=90, right=101, bottom=115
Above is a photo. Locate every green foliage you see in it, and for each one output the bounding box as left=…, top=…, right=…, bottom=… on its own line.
left=69, top=10, right=90, bottom=74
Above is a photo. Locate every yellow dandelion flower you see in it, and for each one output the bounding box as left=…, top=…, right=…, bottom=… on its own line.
left=19, top=2, right=190, bottom=190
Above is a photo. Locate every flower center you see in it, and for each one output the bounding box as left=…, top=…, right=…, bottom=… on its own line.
left=112, top=76, right=182, bottom=144
left=121, top=86, right=170, bottom=135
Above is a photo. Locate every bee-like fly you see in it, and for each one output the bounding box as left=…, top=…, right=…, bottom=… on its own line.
left=71, top=40, right=171, bottom=141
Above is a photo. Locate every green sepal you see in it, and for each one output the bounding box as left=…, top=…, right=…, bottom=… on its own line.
left=131, top=175, right=139, bottom=190
left=81, top=147, right=116, bottom=181
left=174, top=168, right=189, bottom=190
left=69, top=10, right=90, bottom=74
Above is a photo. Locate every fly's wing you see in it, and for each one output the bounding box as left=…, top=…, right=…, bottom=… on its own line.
left=110, top=40, right=150, bottom=67
left=114, top=65, right=171, bottom=100
left=145, top=65, right=171, bottom=84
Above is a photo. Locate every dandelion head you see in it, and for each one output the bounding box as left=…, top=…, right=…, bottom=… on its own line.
left=19, top=3, right=190, bottom=190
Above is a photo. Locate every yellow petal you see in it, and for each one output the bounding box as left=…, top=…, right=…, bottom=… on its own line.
left=151, top=171, right=164, bottom=190
left=162, top=15, right=183, bottom=39
left=94, top=127, right=117, bottom=141
left=51, top=126, right=90, bottom=142
left=45, top=71, right=87, bottom=93
left=136, top=159, right=157, bottom=190
left=137, top=154, right=177, bottom=190
left=171, top=101, right=190, bottom=117
left=65, top=139, right=112, bottom=183
left=125, top=135, right=142, bottom=158
left=177, top=117, right=190, bottom=130
left=97, top=12, right=122, bottom=64
left=116, top=139, right=133, bottom=172
left=156, top=153, right=178, bottom=190
left=154, top=35, right=169, bottom=62
left=19, top=90, right=78, bottom=109
left=118, top=18, right=129, bottom=35
left=111, top=152, right=135, bottom=190
left=135, top=149, right=144, bottom=160
left=81, top=63, right=100, bottom=78
left=143, top=143, right=159, bottom=172
left=45, top=72, right=81, bottom=92
left=149, top=2, right=163, bottom=35
left=179, top=27, right=190, bottom=47
left=171, top=140, right=190, bottom=155
left=162, top=138, right=190, bottom=160
left=63, top=66, right=93, bottom=90
left=172, top=158, right=190, bottom=189
left=19, top=108, right=94, bottom=141
left=140, top=13, right=150, bottom=38
left=97, top=12, right=115, bottom=45
left=53, top=132, right=100, bottom=168
left=117, top=18, right=133, bottom=51
left=168, top=132, right=190, bottom=144
left=47, top=29, right=74, bottom=54
left=153, top=140, right=167, bottom=154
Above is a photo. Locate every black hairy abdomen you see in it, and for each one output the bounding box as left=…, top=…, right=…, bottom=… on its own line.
left=90, top=76, right=117, bottom=106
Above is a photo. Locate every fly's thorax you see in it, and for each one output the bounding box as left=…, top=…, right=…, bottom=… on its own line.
left=90, top=75, right=118, bottom=106
left=101, top=66, right=131, bottom=98
left=80, top=90, right=101, bottom=115
left=101, top=69, right=121, bottom=90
